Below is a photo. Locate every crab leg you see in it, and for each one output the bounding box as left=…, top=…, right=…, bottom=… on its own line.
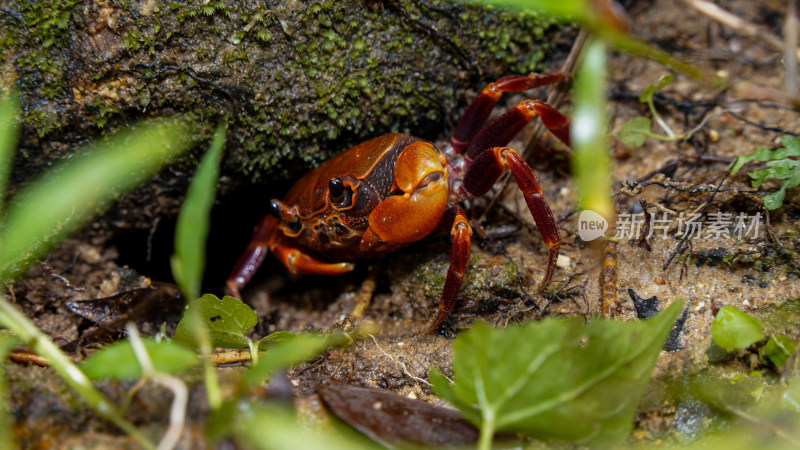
left=271, top=244, right=354, bottom=275
left=226, top=216, right=354, bottom=298
left=465, top=100, right=570, bottom=159
left=226, top=216, right=274, bottom=298
left=463, top=147, right=561, bottom=292
left=428, top=205, right=472, bottom=333
left=450, top=73, right=564, bottom=153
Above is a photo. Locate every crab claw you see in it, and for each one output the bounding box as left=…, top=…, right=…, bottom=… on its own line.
left=360, top=141, right=448, bottom=252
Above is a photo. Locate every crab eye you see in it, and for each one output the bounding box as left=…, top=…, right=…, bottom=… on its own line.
left=328, top=178, right=345, bottom=203
left=268, top=200, right=282, bottom=219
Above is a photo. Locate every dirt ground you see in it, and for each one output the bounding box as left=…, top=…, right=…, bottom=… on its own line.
left=5, top=0, right=800, bottom=447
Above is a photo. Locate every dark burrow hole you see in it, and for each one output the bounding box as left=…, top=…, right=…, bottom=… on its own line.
left=110, top=184, right=387, bottom=312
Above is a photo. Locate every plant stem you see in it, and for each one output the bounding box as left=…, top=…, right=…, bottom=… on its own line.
left=248, top=339, right=259, bottom=366
left=0, top=297, right=156, bottom=450
left=187, top=306, right=222, bottom=410
left=478, top=412, right=496, bottom=450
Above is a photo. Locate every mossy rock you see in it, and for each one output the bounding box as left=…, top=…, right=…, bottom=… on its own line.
left=3, top=0, right=569, bottom=197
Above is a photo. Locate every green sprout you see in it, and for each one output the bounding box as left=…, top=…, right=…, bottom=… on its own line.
left=618, top=75, right=709, bottom=147
left=730, top=135, right=800, bottom=210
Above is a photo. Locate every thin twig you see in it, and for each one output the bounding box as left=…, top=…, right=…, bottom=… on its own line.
left=683, top=0, right=800, bottom=61
left=0, top=296, right=156, bottom=449
left=368, top=334, right=437, bottom=386
left=662, top=165, right=734, bottom=271
left=126, top=323, right=188, bottom=450
left=786, top=0, right=798, bottom=96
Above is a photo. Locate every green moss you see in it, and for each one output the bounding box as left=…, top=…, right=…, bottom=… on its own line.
left=4, top=0, right=564, bottom=187
left=91, top=98, right=121, bottom=129
left=3, top=0, right=78, bottom=128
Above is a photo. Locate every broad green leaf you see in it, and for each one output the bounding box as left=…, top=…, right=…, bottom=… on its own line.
left=711, top=306, right=765, bottom=349
left=244, top=333, right=345, bottom=388
left=0, top=116, right=195, bottom=281
left=235, top=401, right=380, bottom=450
left=0, top=335, right=18, bottom=450
left=618, top=116, right=652, bottom=147
left=572, top=38, right=612, bottom=220
left=431, top=299, right=684, bottom=447
left=171, top=121, right=227, bottom=301
left=255, top=330, right=297, bottom=350
left=763, top=335, right=798, bottom=367
left=174, top=294, right=257, bottom=349
left=81, top=338, right=199, bottom=379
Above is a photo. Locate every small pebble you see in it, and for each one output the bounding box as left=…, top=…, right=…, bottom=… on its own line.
left=556, top=254, right=571, bottom=269
left=695, top=301, right=705, bottom=312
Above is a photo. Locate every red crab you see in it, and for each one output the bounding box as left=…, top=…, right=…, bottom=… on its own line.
left=226, top=72, right=570, bottom=333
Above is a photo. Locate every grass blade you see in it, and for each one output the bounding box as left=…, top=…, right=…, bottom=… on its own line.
left=0, top=116, right=195, bottom=280
left=171, top=120, right=228, bottom=300
left=0, top=88, right=18, bottom=213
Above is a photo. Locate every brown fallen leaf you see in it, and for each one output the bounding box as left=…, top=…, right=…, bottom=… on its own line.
left=317, top=383, right=480, bottom=447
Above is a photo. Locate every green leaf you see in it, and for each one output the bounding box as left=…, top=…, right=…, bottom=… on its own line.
left=255, top=330, right=297, bottom=350
left=0, top=116, right=195, bottom=281
left=235, top=401, right=380, bottom=450
left=639, top=74, right=674, bottom=104
left=0, top=88, right=19, bottom=215
left=763, top=335, right=798, bottom=367
left=171, top=121, right=227, bottom=300
left=463, top=0, right=585, bottom=21
left=618, top=116, right=652, bottom=147
left=81, top=339, right=199, bottom=379
left=244, top=333, right=345, bottom=388
left=711, top=306, right=765, bottom=349
left=174, top=294, right=257, bottom=349
left=431, top=299, right=684, bottom=448
left=782, top=135, right=800, bottom=153
left=731, top=146, right=782, bottom=174
left=0, top=335, right=19, bottom=450
left=763, top=188, right=787, bottom=211
left=732, top=136, right=800, bottom=209
left=572, top=38, right=612, bottom=219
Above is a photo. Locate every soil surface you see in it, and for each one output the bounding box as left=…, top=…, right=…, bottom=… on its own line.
left=5, top=0, right=800, bottom=448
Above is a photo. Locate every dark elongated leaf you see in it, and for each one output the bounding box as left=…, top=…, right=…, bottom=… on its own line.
left=318, top=383, right=480, bottom=447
